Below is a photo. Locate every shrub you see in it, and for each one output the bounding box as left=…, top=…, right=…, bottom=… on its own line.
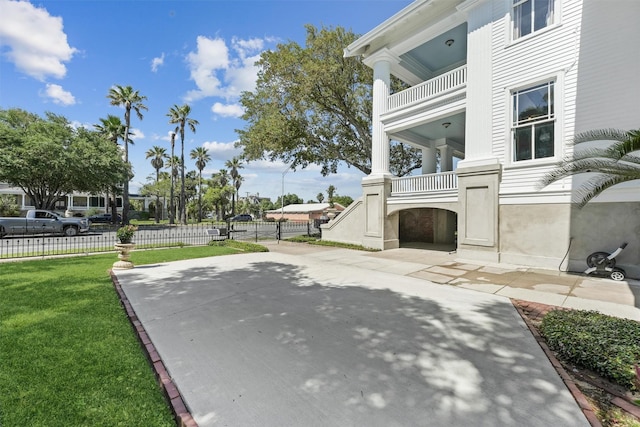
left=286, top=235, right=319, bottom=243
left=129, top=210, right=150, bottom=220
left=0, top=194, right=20, bottom=217
left=308, top=239, right=379, bottom=252
left=85, top=207, right=101, bottom=217
left=540, top=309, right=640, bottom=390
left=208, top=239, right=269, bottom=253
left=116, top=225, right=138, bottom=243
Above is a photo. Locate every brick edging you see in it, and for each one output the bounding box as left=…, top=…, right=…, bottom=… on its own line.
left=511, top=300, right=602, bottom=427
left=110, top=270, right=199, bottom=427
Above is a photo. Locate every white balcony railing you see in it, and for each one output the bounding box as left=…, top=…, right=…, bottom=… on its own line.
left=391, top=171, right=458, bottom=195
left=387, top=65, right=467, bottom=111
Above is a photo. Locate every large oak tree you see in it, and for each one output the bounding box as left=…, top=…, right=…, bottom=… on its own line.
left=0, top=108, right=129, bottom=211
left=237, top=25, right=421, bottom=177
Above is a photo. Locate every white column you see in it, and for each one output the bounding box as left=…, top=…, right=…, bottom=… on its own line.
left=370, top=58, right=391, bottom=177
left=458, top=0, right=497, bottom=164
left=439, top=145, right=453, bottom=172
left=422, top=147, right=437, bottom=174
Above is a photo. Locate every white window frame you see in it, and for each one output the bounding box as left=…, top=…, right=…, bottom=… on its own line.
left=511, top=0, right=557, bottom=41
left=505, top=75, right=563, bottom=168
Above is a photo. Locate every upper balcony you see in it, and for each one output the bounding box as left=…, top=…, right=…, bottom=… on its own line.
left=387, top=64, right=467, bottom=113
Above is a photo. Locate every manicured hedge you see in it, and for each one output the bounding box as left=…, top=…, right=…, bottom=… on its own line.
left=540, top=309, right=640, bottom=390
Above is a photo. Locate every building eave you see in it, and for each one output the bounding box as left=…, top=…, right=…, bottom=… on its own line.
left=344, top=0, right=431, bottom=58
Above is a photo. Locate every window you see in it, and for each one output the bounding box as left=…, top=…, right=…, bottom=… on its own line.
left=512, top=81, right=555, bottom=162
left=73, top=196, right=88, bottom=207
left=513, top=0, right=554, bottom=39
left=54, top=197, right=67, bottom=210
left=89, top=196, right=105, bottom=207
left=35, top=211, right=56, bottom=219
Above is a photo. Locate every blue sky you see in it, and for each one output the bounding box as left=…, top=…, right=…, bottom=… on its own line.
left=0, top=0, right=411, bottom=202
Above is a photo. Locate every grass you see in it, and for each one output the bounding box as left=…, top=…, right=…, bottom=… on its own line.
left=0, top=243, right=264, bottom=426
left=285, top=235, right=380, bottom=251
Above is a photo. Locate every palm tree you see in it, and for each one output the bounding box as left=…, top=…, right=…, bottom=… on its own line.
left=215, top=168, right=230, bottom=188
left=326, top=185, right=336, bottom=207
left=190, top=146, right=211, bottom=222
left=166, top=155, right=181, bottom=223
left=167, top=104, right=199, bottom=225
left=234, top=175, right=244, bottom=210
left=95, top=115, right=130, bottom=223
left=95, top=115, right=127, bottom=145
left=316, top=192, right=325, bottom=203
left=539, top=128, right=640, bottom=207
left=168, top=129, right=177, bottom=224
left=225, top=157, right=244, bottom=215
left=211, top=169, right=231, bottom=219
left=107, top=85, right=148, bottom=224
left=145, top=146, right=167, bottom=223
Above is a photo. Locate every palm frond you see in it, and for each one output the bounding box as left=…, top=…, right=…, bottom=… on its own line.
left=538, top=127, right=640, bottom=207
left=572, top=128, right=628, bottom=145
left=621, top=154, right=640, bottom=165
left=573, top=174, right=631, bottom=208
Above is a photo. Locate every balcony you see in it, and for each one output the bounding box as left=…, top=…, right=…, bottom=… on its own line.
left=391, top=171, right=458, bottom=196
left=387, top=65, right=467, bottom=112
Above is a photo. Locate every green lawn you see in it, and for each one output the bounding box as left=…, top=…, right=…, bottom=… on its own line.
left=0, top=245, right=249, bottom=426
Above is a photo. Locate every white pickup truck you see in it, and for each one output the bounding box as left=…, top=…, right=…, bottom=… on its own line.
left=0, top=210, right=90, bottom=238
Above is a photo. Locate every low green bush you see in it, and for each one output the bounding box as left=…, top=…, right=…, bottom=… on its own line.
left=286, top=235, right=319, bottom=243
left=308, top=239, right=379, bottom=252
left=208, top=239, right=269, bottom=252
left=129, top=210, right=150, bottom=220
left=540, top=309, right=640, bottom=390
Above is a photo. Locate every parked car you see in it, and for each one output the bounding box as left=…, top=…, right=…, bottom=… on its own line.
left=230, top=214, right=253, bottom=222
left=0, top=210, right=90, bottom=237
left=88, top=213, right=121, bottom=224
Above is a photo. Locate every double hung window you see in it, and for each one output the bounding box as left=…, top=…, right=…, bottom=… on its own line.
left=89, top=196, right=105, bottom=207
left=512, top=0, right=555, bottom=39
left=512, top=81, right=555, bottom=162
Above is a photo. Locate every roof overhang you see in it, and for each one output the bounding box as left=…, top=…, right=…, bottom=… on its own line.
left=344, top=0, right=485, bottom=60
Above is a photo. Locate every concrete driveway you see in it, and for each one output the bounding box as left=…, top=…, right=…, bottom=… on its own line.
left=114, top=251, right=589, bottom=426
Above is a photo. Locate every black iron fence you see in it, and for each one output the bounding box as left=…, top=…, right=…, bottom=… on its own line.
left=0, top=221, right=321, bottom=260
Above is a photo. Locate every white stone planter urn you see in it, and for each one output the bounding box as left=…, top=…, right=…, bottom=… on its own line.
left=113, top=243, right=135, bottom=269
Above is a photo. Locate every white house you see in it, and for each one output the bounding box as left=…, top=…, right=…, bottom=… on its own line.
left=322, top=0, right=640, bottom=278
left=0, top=183, right=151, bottom=217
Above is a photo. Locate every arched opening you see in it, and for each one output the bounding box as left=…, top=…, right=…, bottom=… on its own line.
left=398, top=208, right=457, bottom=251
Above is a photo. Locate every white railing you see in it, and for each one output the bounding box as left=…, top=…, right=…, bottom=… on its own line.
left=387, top=64, right=467, bottom=111
left=391, top=171, right=458, bottom=195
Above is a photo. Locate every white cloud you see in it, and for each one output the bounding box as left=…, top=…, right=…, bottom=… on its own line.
left=151, top=52, right=165, bottom=72
left=184, top=36, right=229, bottom=102
left=183, top=35, right=269, bottom=103
left=211, top=102, right=244, bottom=118
left=0, top=0, right=77, bottom=80
left=245, top=160, right=324, bottom=174
left=245, top=159, right=290, bottom=172
left=70, top=120, right=93, bottom=130
left=202, top=140, right=240, bottom=155
left=43, top=83, right=76, bottom=105
left=130, top=128, right=145, bottom=141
